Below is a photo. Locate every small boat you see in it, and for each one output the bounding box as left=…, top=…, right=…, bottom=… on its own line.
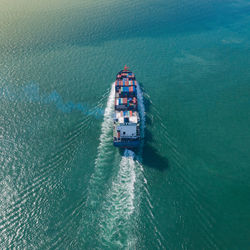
left=113, top=65, right=140, bottom=148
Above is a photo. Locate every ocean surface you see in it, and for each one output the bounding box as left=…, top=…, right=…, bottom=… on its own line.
left=0, top=0, right=249, bottom=249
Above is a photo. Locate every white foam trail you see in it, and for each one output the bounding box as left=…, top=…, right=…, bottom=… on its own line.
left=99, top=149, right=137, bottom=248
left=137, top=85, right=166, bottom=248
left=95, top=82, right=115, bottom=162
left=89, top=82, right=164, bottom=248
left=98, top=84, right=150, bottom=248
left=80, top=83, right=116, bottom=244
left=87, top=83, right=115, bottom=190
left=137, top=84, right=146, bottom=141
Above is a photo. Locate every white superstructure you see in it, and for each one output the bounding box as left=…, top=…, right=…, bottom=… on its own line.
left=114, top=111, right=140, bottom=139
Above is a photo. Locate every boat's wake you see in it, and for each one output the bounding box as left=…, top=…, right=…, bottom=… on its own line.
left=86, top=83, right=115, bottom=205
left=83, top=82, right=164, bottom=248
left=99, top=149, right=138, bottom=248
left=80, top=83, right=116, bottom=244
left=97, top=84, right=164, bottom=248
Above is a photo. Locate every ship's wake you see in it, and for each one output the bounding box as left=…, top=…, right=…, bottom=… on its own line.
left=84, top=83, right=115, bottom=212
left=95, top=84, right=165, bottom=249
left=99, top=149, right=138, bottom=248
left=81, top=82, right=165, bottom=248
left=77, top=83, right=116, bottom=245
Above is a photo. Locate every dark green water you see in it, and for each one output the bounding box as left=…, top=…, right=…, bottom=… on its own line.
left=0, top=0, right=249, bottom=249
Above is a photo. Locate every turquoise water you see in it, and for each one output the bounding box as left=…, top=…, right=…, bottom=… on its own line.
left=0, top=0, right=250, bottom=249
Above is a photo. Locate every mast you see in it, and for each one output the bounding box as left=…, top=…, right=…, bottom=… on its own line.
left=124, top=65, right=129, bottom=71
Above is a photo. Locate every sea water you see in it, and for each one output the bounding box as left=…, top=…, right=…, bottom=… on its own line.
left=0, top=0, right=249, bottom=249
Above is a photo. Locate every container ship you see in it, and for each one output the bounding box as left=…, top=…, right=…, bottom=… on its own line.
left=113, top=65, right=140, bottom=148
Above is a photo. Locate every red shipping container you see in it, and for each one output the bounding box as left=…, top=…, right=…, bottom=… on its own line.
left=123, top=98, right=127, bottom=104
left=129, top=111, right=132, bottom=116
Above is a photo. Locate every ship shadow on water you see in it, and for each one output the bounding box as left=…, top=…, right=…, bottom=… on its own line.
left=141, top=84, right=169, bottom=172
left=117, top=86, right=169, bottom=171
left=117, top=142, right=169, bottom=172
left=142, top=128, right=169, bottom=172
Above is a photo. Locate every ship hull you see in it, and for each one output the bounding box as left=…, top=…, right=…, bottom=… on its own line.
left=113, top=66, right=141, bottom=148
